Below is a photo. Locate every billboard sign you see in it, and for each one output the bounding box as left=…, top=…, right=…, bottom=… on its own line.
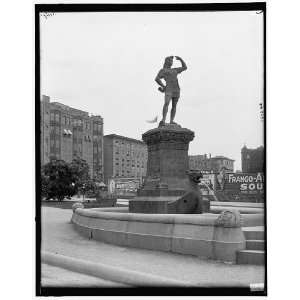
left=200, top=173, right=215, bottom=189
left=225, top=172, right=264, bottom=194
left=108, top=178, right=141, bottom=195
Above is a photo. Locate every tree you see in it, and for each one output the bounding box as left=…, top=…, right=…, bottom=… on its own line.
left=41, top=168, right=49, bottom=199
left=69, top=157, right=92, bottom=200
left=69, top=157, right=90, bottom=184
left=42, top=159, right=76, bottom=201
left=78, top=178, right=97, bottom=202
left=93, top=163, right=103, bottom=182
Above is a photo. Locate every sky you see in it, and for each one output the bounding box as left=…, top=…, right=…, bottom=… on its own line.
left=40, top=11, right=264, bottom=171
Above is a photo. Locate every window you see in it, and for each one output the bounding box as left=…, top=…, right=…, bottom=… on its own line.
left=50, top=112, right=55, bottom=121
left=55, top=113, right=60, bottom=122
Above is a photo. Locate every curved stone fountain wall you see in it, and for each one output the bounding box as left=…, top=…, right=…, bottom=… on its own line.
left=71, top=207, right=254, bottom=263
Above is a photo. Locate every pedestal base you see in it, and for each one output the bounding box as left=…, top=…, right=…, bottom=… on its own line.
left=129, top=123, right=195, bottom=213
left=129, top=195, right=210, bottom=214
left=129, top=196, right=180, bottom=214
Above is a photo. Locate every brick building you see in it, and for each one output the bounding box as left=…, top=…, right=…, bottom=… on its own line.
left=40, top=95, right=104, bottom=179
left=241, top=145, right=264, bottom=173
left=189, top=154, right=210, bottom=172
left=189, top=154, right=234, bottom=173
left=103, top=134, right=148, bottom=183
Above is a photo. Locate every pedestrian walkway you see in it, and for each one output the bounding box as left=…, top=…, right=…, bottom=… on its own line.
left=42, top=264, right=126, bottom=287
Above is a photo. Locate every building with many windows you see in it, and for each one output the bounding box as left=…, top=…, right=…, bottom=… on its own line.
left=189, top=154, right=234, bottom=173
left=189, top=154, right=210, bottom=172
left=40, top=95, right=104, bottom=179
left=103, top=134, right=148, bottom=183
left=241, top=145, right=264, bottom=173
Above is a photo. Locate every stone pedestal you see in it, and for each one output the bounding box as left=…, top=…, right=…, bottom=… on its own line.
left=129, top=123, right=194, bottom=213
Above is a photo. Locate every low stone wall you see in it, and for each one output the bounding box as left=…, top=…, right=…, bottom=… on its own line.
left=71, top=207, right=246, bottom=263
left=241, top=213, right=264, bottom=227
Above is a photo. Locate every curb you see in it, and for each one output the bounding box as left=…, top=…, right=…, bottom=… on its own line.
left=42, top=251, right=192, bottom=287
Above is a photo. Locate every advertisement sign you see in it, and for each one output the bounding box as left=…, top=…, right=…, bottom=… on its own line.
left=225, top=173, right=264, bottom=194
left=108, top=178, right=141, bottom=195
left=200, top=173, right=215, bottom=189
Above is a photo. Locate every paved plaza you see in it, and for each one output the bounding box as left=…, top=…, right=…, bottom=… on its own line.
left=42, top=264, right=126, bottom=287
left=41, top=207, right=264, bottom=287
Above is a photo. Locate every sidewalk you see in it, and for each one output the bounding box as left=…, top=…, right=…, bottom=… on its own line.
left=42, top=263, right=126, bottom=287
left=41, top=207, right=264, bottom=287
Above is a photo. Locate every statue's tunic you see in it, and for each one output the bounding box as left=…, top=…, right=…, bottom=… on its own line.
left=156, top=67, right=185, bottom=98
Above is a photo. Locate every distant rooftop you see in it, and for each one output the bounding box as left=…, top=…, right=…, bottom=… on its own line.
left=242, top=145, right=264, bottom=151
left=41, top=95, right=102, bottom=119
left=211, top=156, right=235, bottom=161
left=104, top=134, right=145, bottom=145
left=189, top=154, right=234, bottom=161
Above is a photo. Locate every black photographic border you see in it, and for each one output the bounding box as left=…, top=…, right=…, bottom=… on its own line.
left=35, top=2, right=267, bottom=296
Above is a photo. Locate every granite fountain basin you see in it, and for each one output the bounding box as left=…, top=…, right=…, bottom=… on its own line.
left=71, top=205, right=263, bottom=263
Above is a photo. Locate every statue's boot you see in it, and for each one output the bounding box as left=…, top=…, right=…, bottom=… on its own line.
left=159, top=120, right=165, bottom=127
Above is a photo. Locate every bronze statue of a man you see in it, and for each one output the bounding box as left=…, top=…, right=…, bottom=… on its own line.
left=155, top=56, right=187, bottom=126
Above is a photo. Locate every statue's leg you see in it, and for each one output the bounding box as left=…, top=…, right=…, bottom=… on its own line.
left=170, top=97, right=179, bottom=124
left=161, top=92, right=171, bottom=124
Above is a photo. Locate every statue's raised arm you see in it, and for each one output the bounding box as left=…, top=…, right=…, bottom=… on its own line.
left=174, top=56, right=187, bottom=73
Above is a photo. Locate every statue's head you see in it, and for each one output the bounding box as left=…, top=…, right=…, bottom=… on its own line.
left=163, top=56, right=173, bottom=68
